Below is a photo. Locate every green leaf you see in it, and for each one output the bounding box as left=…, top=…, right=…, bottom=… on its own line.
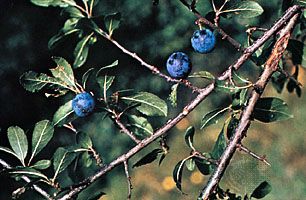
left=82, top=68, right=95, bottom=89
left=96, top=60, right=119, bottom=72
left=9, top=168, right=49, bottom=180
left=77, top=132, right=93, bottom=148
left=186, top=159, right=195, bottom=171
left=253, top=98, right=293, bottom=123
left=48, top=18, right=80, bottom=49
left=73, top=34, right=94, bottom=68
left=50, top=57, right=76, bottom=88
left=128, top=115, right=154, bottom=137
left=7, top=126, right=28, bottom=166
left=53, top=147, right=77, bottom=178
left=201, top=107, right=229, bottom=129
left=226, top=116, right=239, bottom=139
left=173, top=159, right=187, bottom=191
left=132, top=149, right=162, bottom=168
left=188, top=71, right=215, bottom=80
left=31, top=160, right=51, bottom=170
left=104, top=12, right=121, bottom=36
left=215, top=80, right=241, bottom=94
left=221, top=1, right=264, bottom=18
left=96, top=76, right=115, bottom=92
left=30, top=0, right=74, bottom=7
left=53, top=100, right=77, bottom=126
left=184, top=126, right=195, bottom=150
left=194, top=156, right=212, bottom=175
left=286, top=39, right=306, bottom=67
left=168, top=83, right=179, bottom=107
left=63, top=7, right=85, bottom=18
left=122, top=92, right=168, bottom=117
left=0, top=146, right=19, bottom=159
left=211, top=128, right=226, bottom=160
left=251, top=181, right=272, bottom=199
left=29, top=120, right=54, bottom=163
left=232, top=89, right=248, bottom=109
left=20, top=71, right=72, bottom=93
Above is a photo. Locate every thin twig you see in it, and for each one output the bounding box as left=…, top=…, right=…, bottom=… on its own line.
left=94, top=30, right=202, bottom=93
left=0, top=158, right=52, bottom=200
left=198, top=12, right=300, bottom=200
left=56, top=6, right=303, bottom=200
left=237, top=144, right=271, bottom=166
left=114, top=117, right=141, bottom=144
left=123, top=161, right=132, bottom=200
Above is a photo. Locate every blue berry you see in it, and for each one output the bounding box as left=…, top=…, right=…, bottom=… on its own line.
left=191, top=29, right=216, bottom=53
left=72, top=92, right=95, bottom=117
left=166, top=52, right=192, bottom=79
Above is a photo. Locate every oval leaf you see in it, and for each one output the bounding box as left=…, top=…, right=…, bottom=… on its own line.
left=53, top=100, right=77, bottom=127
left=128, top=115, right=154, bottom=137
left=201, top=107, right=229, bottom=129
left=122, top=92, right=168, bottom=117
left=132, top=149, right=162, bottom=168
left=53, top=147, right=76, bottom=178
left=31, top=159, right=51, bottom=170
left=253, top=97, right=293, bottom=123
left=73, top=34, right=93, bottom=68
left=251, top=181, right=272, bottom=199
left=173, top=159, right=187, bottom=191
left=50, top=57, right=76, bottom=88
left=7, top=126, right=28, bottom=165
left=211, top=128, right=227, bottom=160
left=184, top=126, right=195, bottom=150
left=30, top=120, right=54, bottom=163
left=221, top=1, right=264, bottom=18
left=77, top=132, right=93, bottom=148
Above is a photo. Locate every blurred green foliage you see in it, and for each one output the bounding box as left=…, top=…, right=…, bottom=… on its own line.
left=0, top=0, right=305, bottom=199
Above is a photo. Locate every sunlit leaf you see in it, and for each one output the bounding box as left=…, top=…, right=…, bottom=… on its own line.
left=0, top=146, right=19, bottom=159
left=30, top=0, right=74, bottom=7
left=30, top=120, right=54, bottom=163
left=73, top=34, right=94, bottom=68
left=20, top=71, right=72, bottom=93
left=122, top=92, right=168, bottom=117
left=221, top=1, right=264, bottom=18
left=253, top=97, right=293, bottom=123
left=31, top=160, right=51, bottom=170
left=132, top=149, right=162, bottom=168
left=50, top=57, right=76, bottom=88
left=251, top=181, right=272, bottom=199
left=53, top=100, right=77, bottom=126
left=104, top=12, right=121, bottom=36
left=7, top=126, right=28, bottom=165
left=9, top=168, right=49, bottom=180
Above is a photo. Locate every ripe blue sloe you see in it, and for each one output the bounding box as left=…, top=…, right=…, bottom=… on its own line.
left=191, top=29, right=216, bottom=53
left=166, top=52, right=192, bottom=79
left=72, top=92, right=95, bottom=117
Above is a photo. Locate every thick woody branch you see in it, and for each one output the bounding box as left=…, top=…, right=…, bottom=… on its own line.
left=0, top=158, right=52, bottom=200
left=198, top=13, right=300, bottom=200
left=57, top=6, right=302, bottom=200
